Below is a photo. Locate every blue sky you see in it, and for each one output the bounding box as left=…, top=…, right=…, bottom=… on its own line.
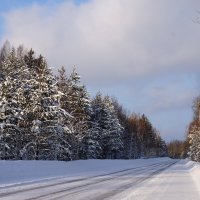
left=0, top=0, right=200, bottom=142
left=0, top=0, right=87, bottom=11
left=0, top=0, right=87, bottom=36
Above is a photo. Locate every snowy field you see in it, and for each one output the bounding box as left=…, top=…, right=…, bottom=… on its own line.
left=0, top=158, right=199, bottom=199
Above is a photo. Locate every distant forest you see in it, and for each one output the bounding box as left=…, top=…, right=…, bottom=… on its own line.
left=0, top=41, right=170, bottom=160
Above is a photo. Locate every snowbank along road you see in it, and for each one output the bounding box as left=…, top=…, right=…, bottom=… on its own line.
left=0, top=158, right=199, bottom=200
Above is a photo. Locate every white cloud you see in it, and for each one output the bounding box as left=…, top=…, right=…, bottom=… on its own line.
left=2, top=0, right=200, bottom=84
left=1, top=0, right=200, bottom=141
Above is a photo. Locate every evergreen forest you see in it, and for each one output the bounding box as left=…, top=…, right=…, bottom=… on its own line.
left=0, top=41, right=168, bottom=161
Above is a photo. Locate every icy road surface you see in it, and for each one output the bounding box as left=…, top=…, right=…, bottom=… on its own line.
left=0, top=158, right=200, bottom=200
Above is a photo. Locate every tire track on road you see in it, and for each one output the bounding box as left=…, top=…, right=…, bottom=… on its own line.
left=0, top=161, right=171, bottom=199
left=26, top=161, right=177, bottom=200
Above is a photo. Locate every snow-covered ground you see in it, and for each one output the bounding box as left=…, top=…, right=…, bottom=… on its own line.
left=0, top=157, right=171, bottom=187
left=0, top=158, right=199, bottom=200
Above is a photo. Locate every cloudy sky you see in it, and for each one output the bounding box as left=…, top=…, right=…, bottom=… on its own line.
left=0, top=0, right=200, bottom=141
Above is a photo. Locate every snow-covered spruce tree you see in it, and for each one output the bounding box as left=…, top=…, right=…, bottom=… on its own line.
left=0, top=49, right=26, bottom=159
left=57, top=67, right=95, bottom=159
left=0, top=48, right=74, bottom=161
left=21, top=51, right=73, bottom=160
left=91, top=93, right=124, bottom=159
left=102, top=95, right=124, bottom=159
left=111, top=98, right=142, bottom=159
left=0, top=41, right=11, bottom=76
left=66, top=68, right=91, bottom=136
left=187, top=96, right=200, bottom=161
left=188, top=125, right=200, bottom=162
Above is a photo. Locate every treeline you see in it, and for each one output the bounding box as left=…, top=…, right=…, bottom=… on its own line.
left=0, top=41, right=167, bottom=161
left=176, top=94, right=200, bottom=162
left=167, top=140, right=189, bottom=159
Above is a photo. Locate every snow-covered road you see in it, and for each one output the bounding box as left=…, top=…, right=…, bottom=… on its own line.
left=0, top=158, right=199, bottom=200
